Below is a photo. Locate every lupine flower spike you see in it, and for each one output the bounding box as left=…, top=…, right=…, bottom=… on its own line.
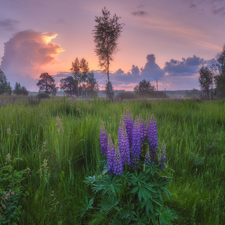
left=113, top=146, right=123, bottom=175
left=139, top=115, right=146, bottom=142
left=147, top=114, right=158, bottom=161
left=107, top=135, right=115, bottom=174
left=123, top=109, right=133, bottom=149
left=160, top=142, right=166, bottom=170
left=144, top=145, right=151, bottom=164
left=131, top=116, right=142, bottom=168
left=118, top=119, right=130, bottom=165
left=100, top=122, right=107, bottom=156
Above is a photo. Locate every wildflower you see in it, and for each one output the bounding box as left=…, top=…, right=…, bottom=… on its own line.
left=107, top=135, right=115, bottom=174
left=160, top=142, right=166, bottom=170
left=144, top=146, right=151, bottom=164
left=39, top=158, right=50, bottom=182
left=100, top=122, right=108, bottom=156
left=6, top=128, right=11, bottom=136
left=5, top=153, right=11, bottom=164
left=139, top=115, right=146, bottom=142
left=131, top=116, right=142, bottom=168
left=113, top=146, right=123, bottom=175
left=123, top=109, right=133, bottom=149
left=118, top=119, right=130, bottom=165
left=147, top=114, right=158, bottom=161
left=55, top=116, right=64, bottom=134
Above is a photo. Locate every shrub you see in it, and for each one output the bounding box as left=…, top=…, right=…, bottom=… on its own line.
left=36, top=93, right=50, bottom=99
left=116, top=92, right=137, bottom=99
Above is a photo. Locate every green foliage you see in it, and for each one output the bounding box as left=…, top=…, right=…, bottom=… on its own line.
left=0, top=97, right=225, bottom=224
left=36, top=93, right=50, bottom=99
left=83, top=161, right=177, bottom=224
left=0, top=155, right=28, bottom=224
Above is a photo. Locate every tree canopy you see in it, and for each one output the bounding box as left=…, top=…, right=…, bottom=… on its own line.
left=83, top=71, right=99, bottom=98
left=13, top=82, right=28, bottom=95
left=37, top=73, right=58, bottom=95
left=60, top=76, right=77, bottom=96
left=198, top=66, right=213, bottom=99
left=70, top=58, right=89, bottom=97
left=134, top=79, right=155, bottom=96
left=214, top=46, right=225, bottom=97
left=0, top=69, right=11, bottom=95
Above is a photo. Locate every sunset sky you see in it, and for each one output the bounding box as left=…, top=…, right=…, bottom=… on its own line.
left=0, top=0, right=225, bottom=91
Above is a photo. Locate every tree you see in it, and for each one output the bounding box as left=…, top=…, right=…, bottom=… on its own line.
left=83, top=71, right=99, bottom=98
left=13, top=82, right=28, bottom=95
left=93, top=7, right=124, bottom=102
left=70, top=58, right=89, bottom=98
left=0, top=69, right=8, bottom=95
left=104, top=81, right=114, bottom=99
left=198, top=66, right=213, bottom=99
left=6, top=82, right=12, bottom=95
left=60, top=76, right=77, bottom=96
left=214, top=45, right=225, bottom=97
left=37, top=73, right=57, bottom=95
left=134, top=79, right=155, bottom=97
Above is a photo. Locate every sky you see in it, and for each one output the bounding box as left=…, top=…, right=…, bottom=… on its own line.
left=0, top=0, right=225, bottom=91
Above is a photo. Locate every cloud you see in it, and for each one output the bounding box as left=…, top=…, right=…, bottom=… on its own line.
left=131, top=11, right=148, bottom=17
left=163, top=55, right=205, bottom=76
left=190, top=4, right=197, bottom=8
left=55, top=18, right=65, bottom=24
left=140, top=54, right=164, bottom=79
left=137, top=4, right=145, bottom=8
left=212, top=6, right=225, bottom=15
left=1, top=29, right=64, bottom=90
left=0, top=19, right=19, bottom=31
left=91, top=54, right=165, bottom=90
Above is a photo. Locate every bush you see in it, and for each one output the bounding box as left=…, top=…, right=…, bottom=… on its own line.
left=116, top=92, right=137, bottom=99
left=82, top=109, right=177, bottom=224
left=36, top=93, right=50, bottom=99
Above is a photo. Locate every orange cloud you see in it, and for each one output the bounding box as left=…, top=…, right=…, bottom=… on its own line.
left=1, top=29, right=64, bottom=83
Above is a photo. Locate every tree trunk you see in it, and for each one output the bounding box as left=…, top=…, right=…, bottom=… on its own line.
left=107, top=53, right=113, bottom=102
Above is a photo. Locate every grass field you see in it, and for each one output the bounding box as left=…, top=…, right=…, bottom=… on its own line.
left=0, top=96, right=224, bottom=224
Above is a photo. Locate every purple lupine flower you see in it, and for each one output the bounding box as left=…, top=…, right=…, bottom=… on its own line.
left=123, top=109, right=134, bottom=149
left=100, top=122, right=108, bottom=156
left=107, top=135, right=115, bottom=174
left=139, top=115, right=146, bottom=142
left=113, top=146, right=123, bottom=175
left=131, top=116, right=142, bottom=168
left=144, top=146, right=151, bottom=164
left=147, top=114, right=158, bottom=161
left=160, top=142, right=166, bottom=170
left=118, top=119, right=130, bottom=165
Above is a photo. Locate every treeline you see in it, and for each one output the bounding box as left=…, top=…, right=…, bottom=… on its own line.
left=198, top=46, right=225, bottom=99
left=0, top=69, right=28, bottom=95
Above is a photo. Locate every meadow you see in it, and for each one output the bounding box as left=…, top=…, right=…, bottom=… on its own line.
left=0, top=96, right=224, bottom=224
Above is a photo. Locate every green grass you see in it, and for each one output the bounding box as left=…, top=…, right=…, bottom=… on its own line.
left=0, top=96, right=224, bottom=224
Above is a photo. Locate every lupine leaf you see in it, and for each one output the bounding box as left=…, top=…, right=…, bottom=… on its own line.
left=81, top=197, right=94, bottom=217
left=161, top=187, right=172, bottom=200
left=100, top=195, right=119, bottom=212
left=158, top=187, right=163, bottom=201
left=159, top=208, right=174, bottom=225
